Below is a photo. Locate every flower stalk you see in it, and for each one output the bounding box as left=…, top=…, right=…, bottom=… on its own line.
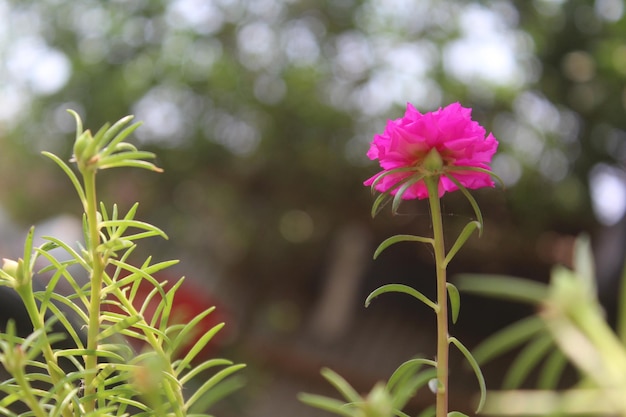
left=302, top=102, right=497, bottom=417
left=364, top=103, right=496, bottom=415
left=426, top=176, right=449, bottom=417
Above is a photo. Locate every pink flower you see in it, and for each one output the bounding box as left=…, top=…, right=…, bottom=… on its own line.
left=364, top=102, right=498, bottom=200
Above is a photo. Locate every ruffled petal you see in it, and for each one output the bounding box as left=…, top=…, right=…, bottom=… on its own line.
left=364, top=102, right=499, bottom=200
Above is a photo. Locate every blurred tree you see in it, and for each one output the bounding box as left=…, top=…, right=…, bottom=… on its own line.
left=0, top=0, right=625, bottom=333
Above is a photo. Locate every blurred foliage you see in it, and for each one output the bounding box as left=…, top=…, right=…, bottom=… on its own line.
left=0, top=0, right=625, bottom=315
left=458, top=236, right=626, bottom=416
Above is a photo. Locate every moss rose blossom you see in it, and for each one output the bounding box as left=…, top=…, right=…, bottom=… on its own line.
left=364, top=102, right=498, bottom=200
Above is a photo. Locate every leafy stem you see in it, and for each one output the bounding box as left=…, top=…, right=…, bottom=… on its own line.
left=425, top=176, right=449, bottom=417
left=8, top=228, right=75, bottom=417
left=16, top=286, right=74, bottom=417
left=82, top=167, right=104, bottom=413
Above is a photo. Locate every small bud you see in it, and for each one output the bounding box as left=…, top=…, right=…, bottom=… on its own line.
left=72, top=130, right=97, bottom=172
left=1, top=258, right=19, bottom=278
left=423, top=148, right=443, bottom=172
left=3, top=344, right=26, bottom=374
left=2, top=258, right=30, bottom=288
left=361, top=382, right=393, bottom=417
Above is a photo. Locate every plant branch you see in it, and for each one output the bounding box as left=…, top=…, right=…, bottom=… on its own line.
left=426, top=176, right=449, bottom=417
left=82, top=168, right=104, bottom=413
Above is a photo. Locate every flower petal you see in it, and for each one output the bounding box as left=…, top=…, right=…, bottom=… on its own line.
left=364, top=102, right=498, bottom=200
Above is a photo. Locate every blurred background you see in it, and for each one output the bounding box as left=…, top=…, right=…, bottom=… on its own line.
left=0, top=0, right=626, bottom=415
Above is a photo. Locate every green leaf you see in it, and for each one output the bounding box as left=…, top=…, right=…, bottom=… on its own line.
left=92, top=121, right=112, bottom=150
left=98, top=158, right=163, bottom=172
left=573, top=234, right=596, bottom=296
left=387, top=358, right=437, bottom=393
left=106, top=258, right=176, bottom=299
left=390, top=367, right=437, bottom=410
left=538, top=349, right=568, bottom=389
left=369, top=166, right=418, bottom=191
left=443, top=174, right=484, bottom=235
left=99, top=118, right=141, bottom=159
left=371, top=191, right=394, bottom=218
left=170, top=307, right=216, bottom=357
left=320, top=367, right=361, bottom=403
left=22, top=226, right=35, bottom=273
left=416, top=405, right=436, bottom=417
left=99, top=220, right=168, bottom=241
left=184, top=363, right=246, bottom=411
left=455, top=274, right=548, bottom=305
left=365, top=284, right=438, bottom=312
left=98, top=150, right=158, bottom=167
left=471, top=316, right=545, bottom=364
left=298, top=393, right=355, bottom=417
left=444, top=221, right=481, bottom=267
left=42, top=151, right=87, bottom=206
left=503, top=333, right=553, bottom=389
left=374, top=234, right=433, bottom=259
left=370, top=169, right=423, bottom=217
left=186, top=373, right=246, bottom=413
left=37, top=236, right=90, bottom=271
left=447, top=165, right=505, bottom=188
left=446, top=283, right=460, bottom=324
left=391, top=174, right=425, bottom=213
left=55, top=348, right=125, bottom=363
left=34, top=248, right=90, bottom=309
left=36, top=294, right=87, bottom=348
left=67, top=109, right=83, bottom=137
left=156, top=278, right=185, bottom=333
left=112, top=142, right=138, bottom=153
left=448, top=412, right=469, bottom=417
left=179, top=358, right=234, bottom=384
left=448, top=337, right=486, bottom=413
left=175, top=323, right=226, bottom=374
left=97, top=314, right=142, bottom=341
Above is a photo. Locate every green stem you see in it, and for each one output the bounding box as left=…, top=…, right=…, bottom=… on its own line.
left=425, top=176, right=449, bottom=417
left=13, top=364, right=47, bottom=417
left=16, top=281, right=74, bottom=417
left=106, top=280, right=186, bottom=416
left=83, top=169, right=105, bottom=413
left=82, top=168, right=185, bottom=415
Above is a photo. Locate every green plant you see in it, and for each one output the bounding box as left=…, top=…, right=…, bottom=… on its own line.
left=0, top=111, right=244, bottom=416
left=300, top=102, right=499, bottom=417
left=458, top=235, right=626, bottom=416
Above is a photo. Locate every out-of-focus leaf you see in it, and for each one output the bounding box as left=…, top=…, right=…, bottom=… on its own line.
left=537, top=349, right=568, bottom=390
left=320, top=368, right=361, bottom=404
left=617, top=258, right=626, bottom=345
left=298, top=393, right=354, bottom=417
left=471, top=316, right=544, bottom=364
left=387, top=358, right=437, bottom=393
left=572, top=234, right=595, bottom=296
left=456, top=275, right=548, bottom=305
left=481, top=389, right=621, bottom=415
left=502, top=333, right=553, bottom=389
